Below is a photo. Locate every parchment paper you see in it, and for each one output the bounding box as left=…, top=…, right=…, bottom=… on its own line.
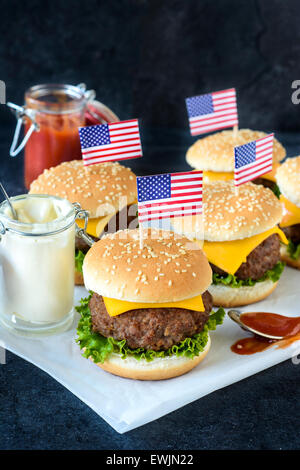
left=1, top=267, right=299, bottom=433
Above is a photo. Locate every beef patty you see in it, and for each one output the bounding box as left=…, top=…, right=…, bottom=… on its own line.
left=253, top=177, right=277, bottom=193
left=212, top=234, right=280, bottom=281
left=76, top=234, right=98, bottom=253
left=282, top=224, right=300, bottom=245
left=90, top=291, right=213, bottom=351
left=75, top=203, right=137, bottom=253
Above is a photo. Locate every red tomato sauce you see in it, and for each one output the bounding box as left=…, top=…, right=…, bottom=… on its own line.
left=24, top=113, right=83, bottom=189
left=231, top=312, right=300, bottom=355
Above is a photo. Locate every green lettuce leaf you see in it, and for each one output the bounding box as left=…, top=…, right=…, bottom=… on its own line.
left=272, top=183, right=281, bottom=199
left=212, top=261, right=285, bottom=288
left=287, top=240, right=300, bottom=260
left=76, top=294, right=225, bottom=364
left=75, top=249, right=85, bottom=274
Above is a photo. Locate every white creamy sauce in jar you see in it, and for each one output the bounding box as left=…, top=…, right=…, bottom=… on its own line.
left=9, top=197, right=60, bottom=224
left=0, top=196, right=75, bottom=323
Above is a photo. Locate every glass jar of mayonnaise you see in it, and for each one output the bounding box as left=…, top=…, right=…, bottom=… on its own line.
left=0, top=194, right=87, bottom=336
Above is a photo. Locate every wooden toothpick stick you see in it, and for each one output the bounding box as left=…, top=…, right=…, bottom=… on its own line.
left=233, top=124, right=238, bottom=141
left=139, top=224, right=143, bottom=250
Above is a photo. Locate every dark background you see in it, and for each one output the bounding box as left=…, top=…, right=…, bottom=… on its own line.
left=2, top=0, right=300, bottom=192
left=1, top=0, right=300, bottom=131
left=1, top=0, right=300, bottom=451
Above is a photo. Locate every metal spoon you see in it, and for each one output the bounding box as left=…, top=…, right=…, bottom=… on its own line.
left=227, top=310, right=284, bottom=340
left=0, top=182, right=18, bottom=220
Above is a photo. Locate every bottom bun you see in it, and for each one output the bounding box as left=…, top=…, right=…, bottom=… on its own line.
left=90, top=336, right=211, bottom=381
left=75, top=270, right=84, bottom=286
left=208, top=280, right=278, bottom=308
left=280, top=245, right=300, bottom=270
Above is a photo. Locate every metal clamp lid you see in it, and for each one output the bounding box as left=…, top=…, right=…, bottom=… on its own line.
left=7, top=102, right=39, bottom=157
left=0, top=201, right=96, bottom=242
left=73, top=202, right=95, bottom=248
left=7, top=83, right=96, bottom=158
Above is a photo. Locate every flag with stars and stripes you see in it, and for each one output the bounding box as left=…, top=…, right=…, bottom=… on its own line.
left=78, top=119, right=142, bottom=166
left=234, top=133, right=274, bottom=186
left=137, top=171, right=203, bottom=223
left=185, top=88, right=238, bottom=136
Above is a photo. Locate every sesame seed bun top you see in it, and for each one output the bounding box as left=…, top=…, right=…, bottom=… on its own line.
left=29, top=160, right=137, bottom=218
left=276, top=156, right=300, bottom=208
left=172, top=181, right=283, bottom=242
left=83, top=228, right=212, bottom=303
left=186, top=129, right=286, bottom=172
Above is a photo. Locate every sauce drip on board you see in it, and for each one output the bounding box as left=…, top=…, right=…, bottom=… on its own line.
left=231, top=312, right=300, bottom=355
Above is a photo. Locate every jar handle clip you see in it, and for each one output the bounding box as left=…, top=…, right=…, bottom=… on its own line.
left=77, top=83, right=96, bottom=103
left=6, top=103, right=39, bottom=157
left=73, top=203, right=95, bottom=248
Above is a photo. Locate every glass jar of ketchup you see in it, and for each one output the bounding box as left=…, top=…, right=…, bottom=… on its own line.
left=7, top=83, right=119, bottom=189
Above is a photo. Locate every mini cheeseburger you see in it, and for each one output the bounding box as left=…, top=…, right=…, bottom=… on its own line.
left=276, top=156, right=300, bottom=269
left=173, top=181, right=288, bottom=307
left=186, top=129, right=285, bottom=194
left=29, top=160, right=137, bottom=285
left=76, top=228, right=224, bottom=380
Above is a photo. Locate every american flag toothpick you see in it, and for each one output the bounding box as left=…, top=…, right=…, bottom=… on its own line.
left=234, top=133, right=274, bottom=186
left=78, top=119, right=143, bottom=166
left=137, top=169, right=203, bottom=219
left=137, top=171, right=203, bottom=249
left=185, top=88, right=238, bottom=136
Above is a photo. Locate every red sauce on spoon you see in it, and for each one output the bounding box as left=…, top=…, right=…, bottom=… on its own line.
left=231, top=312, right=300, bottom=355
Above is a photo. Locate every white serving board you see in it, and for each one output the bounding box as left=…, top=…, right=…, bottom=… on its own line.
left=0, top=267, right=299, bottom=434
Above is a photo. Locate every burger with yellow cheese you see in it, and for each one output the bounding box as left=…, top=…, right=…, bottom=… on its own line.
left=29, top=160, right=137, bottom=285
left=186, top=129, right=285, bottom=195
left=276, top=156, right=300, bottom=269
left=173, top=181, right=288, bottom=308
left=76, top=228, right=225, bottom=380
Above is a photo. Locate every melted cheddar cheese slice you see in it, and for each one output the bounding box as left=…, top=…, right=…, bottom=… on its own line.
left=260, top=162, right=280, bottom=183
left=280, top=195, right=300, bottom=228
left=76, top=201, right=138, bottom=238
left=203, top=171, right=234, bottom=182
left=197, top=162, right=280, bottom=183
left=76, top=214, right=115, bottom=238
left=202, top=226, right=288, bottom=275
left=103, top=294, right=205, bottom=317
